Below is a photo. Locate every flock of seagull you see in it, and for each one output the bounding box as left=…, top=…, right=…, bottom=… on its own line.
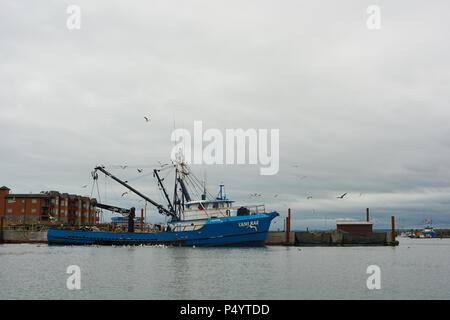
left=246, top=164, right=352, bottom=202
left=79, top=115, right=169, bottom=193
left=244, top=164, right=362, bottom=216
left=80, top=125, right=357, bottom=216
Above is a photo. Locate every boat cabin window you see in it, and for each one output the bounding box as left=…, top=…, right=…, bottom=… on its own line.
left=213, top=202, right=218, bottom=209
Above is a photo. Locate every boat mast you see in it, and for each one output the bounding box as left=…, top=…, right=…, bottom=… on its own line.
left=172, top=168, right=180, bottom=220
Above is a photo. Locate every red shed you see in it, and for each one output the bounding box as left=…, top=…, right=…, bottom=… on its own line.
left=336, top=220, right=373, bottom=234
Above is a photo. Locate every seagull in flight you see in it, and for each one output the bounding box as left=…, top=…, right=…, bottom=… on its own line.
left=144, top=116, right=150, bottom=122
left=81, top=185, right=88, bottom=188
left=336, top=193, right=348, bottom=199
left=120, top=165, right=128, bottom=169
left=121, top=192, right=128, bottom=197
left=137, top=168, right=143, bottom=173
left=306, top=195, right=313, bottom=199
left=158, top=161, right=169, bottom=167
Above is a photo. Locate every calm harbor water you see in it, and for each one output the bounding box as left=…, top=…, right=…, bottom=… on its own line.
left=0, top=237, right=449, bottom=300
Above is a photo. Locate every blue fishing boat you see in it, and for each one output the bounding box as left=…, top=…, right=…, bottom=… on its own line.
left=422, top=219, right=436, bottom=238
left=47, top=161, right=278, bottom=246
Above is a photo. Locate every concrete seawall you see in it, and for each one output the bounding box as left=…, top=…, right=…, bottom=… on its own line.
left=265, top=231, right=295, bottom=245
left=266, top=230, right=393, bottom=246
left=1, top=230, right=47, bottom=243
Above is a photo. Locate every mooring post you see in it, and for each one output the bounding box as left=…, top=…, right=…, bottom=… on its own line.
left=286, top=208, right=291, bottom=245
left=391, top=216, right=396, bottom=243
left=366, top=208, right=370, bottom=222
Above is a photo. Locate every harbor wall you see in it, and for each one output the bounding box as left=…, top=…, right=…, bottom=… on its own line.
left=295, top=231, right=332, bottom=246
left=1, top=230, right=47, bottom=243
left=265, top=231, right=295, bottom=245
left=342, top=231, right=387, bottom=245
left=266, top=230, right=392, bottom=246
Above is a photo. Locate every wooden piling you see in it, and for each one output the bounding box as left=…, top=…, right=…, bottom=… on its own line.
left=389, top=216, right=399, bottom=245
left=391, top=216, right=395, bottom=241
left=286, top=208, right=291, bottom=244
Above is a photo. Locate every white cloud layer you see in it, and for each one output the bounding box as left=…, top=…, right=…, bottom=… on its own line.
left=1, top=0, right=449, bottom=229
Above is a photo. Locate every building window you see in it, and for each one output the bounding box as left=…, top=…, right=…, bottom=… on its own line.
left=56, top=199, right=59, bottom=205
left=7, top=209, right=12, bottom=213
left=56, top=209, right=59, bottom=214
left=7, top=199, right=15, bottom=203
left=32, top=199, right=37, bottom=204
left=31, top=209, right=36, bottom=213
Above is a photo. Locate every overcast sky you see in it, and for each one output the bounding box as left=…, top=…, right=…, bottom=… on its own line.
left=1, top=0, right=449, bottom=229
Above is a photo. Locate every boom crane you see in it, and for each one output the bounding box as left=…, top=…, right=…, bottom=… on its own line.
left=91, top=200, right=136, bottom=233
left=94, top=166, right=179, bottom=221
left=153, top=169, right=175, bottom=214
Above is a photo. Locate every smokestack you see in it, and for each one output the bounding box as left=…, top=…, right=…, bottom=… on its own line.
left=366, top=208, right=370, bottom=222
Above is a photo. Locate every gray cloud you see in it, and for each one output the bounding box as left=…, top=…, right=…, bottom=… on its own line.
left=1, top=0, right=449, bottom=229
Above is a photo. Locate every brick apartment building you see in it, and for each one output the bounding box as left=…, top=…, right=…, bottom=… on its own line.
left=0, top=186, right=99, bottom=225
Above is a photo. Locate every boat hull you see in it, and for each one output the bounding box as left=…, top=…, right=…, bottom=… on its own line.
left=47, top=212, right=278, bottom=247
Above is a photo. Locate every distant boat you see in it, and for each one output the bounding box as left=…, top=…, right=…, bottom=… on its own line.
left=422, top=219, right=436, bottom=238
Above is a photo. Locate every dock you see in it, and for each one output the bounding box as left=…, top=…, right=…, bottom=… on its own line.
left=265, top=208, right=399, bottom=246
left=265, top=230, right=395, bottom=246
